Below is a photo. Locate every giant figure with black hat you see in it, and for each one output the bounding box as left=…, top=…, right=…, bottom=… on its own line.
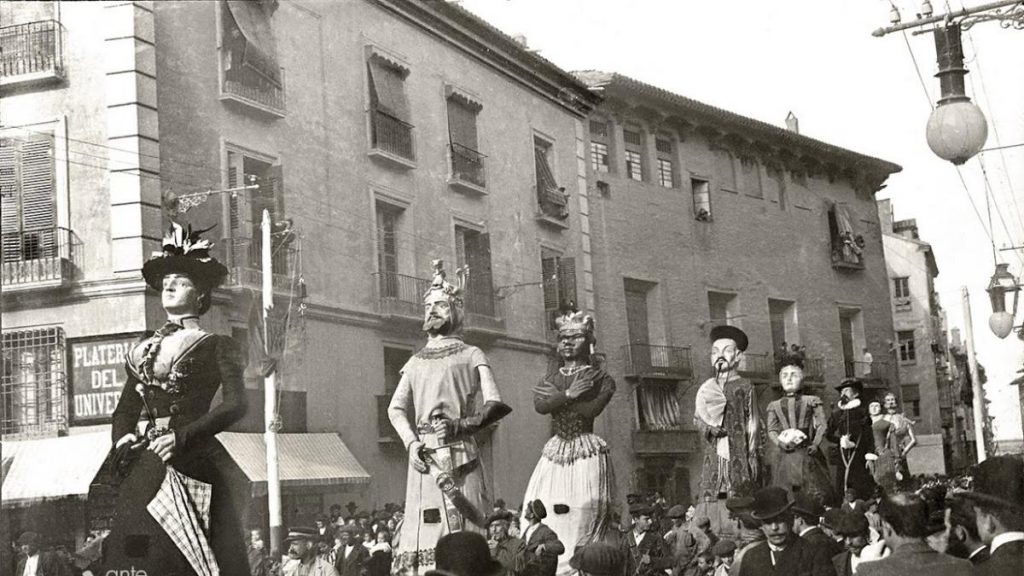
left=694, top=325, right=761, bottom=502
left=388, top=260, right=512, bottom=574
left=824, top=378, right=877, bottom=502
left=99, top=223, right=249, bottom=576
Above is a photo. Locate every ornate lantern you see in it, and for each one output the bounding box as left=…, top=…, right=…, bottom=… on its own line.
left=987, top=263, right=1021, bottom=339
left=925, top=24, right=988, bottom=165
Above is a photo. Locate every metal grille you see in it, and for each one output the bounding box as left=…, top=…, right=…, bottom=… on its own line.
left=623, top=129, right=642, bottom=146
left=589, top=120, right=608, bottom=138
left=655, top=138, right=673, bottom=154
left=1, top=326, right=67, bottom=437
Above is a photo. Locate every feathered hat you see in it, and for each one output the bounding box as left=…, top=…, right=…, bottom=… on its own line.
left=555, top=309, right=595, bottom=337
left=776, top=344, right=807, bottom=371
left=422, top=259, right=467, bottom=308
left=142, top=222, right=228, bottom=305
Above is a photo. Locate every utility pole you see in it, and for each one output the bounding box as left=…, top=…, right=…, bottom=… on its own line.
left=961, top=286, right=988, bottom=462
left=262, top=209, right=283, bottom=555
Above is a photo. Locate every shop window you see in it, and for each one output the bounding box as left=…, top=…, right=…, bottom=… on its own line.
left=1, top=327, right=66, bottom=436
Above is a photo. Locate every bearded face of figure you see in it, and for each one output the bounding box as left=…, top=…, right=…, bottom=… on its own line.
left=710, top=338, right=741, bottom=374
left=558, top=331, right=589, bottom=361
left=884, top=393, right=898, bottom=413
left=423, top=292, right=455, bottom=335
left=779, top=365, right=804, bottom=394
left=840, top=385, right=860, bottom=402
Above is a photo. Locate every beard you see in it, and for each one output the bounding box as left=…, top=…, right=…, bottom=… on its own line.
left=423, top=314, right=451, bottom=335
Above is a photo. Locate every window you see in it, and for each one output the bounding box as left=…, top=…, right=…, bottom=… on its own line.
left=707, top=291, right=739, bottom=327
left=541, top=250, right=577, bottom=329
left=376, top=202, right=402, bottom=298
left=768, top=299, right=799, bottom=358
left=656, top=137, right=674, bottom=188
left=367, top=55, right=413, bottom=160
left=447, top=93, right=485, bottom=188
left=901, top=384, right=921, bottom=418
left=1, top=133, right=57, bottom=264
left=691, top=178, right=711, bottom=221
left=828, top=204, right=865, bottom=268
left=226, top=150, right=288, bottom=274
left=623, top=128, right=644, bottom=181
left=894, top=277, right=912, bottom=312
left=1, top=327, right=66, bottom=436
left=534, top=137, right=567, bottom=219
left=589, top=120, right=610, bottom=173
left=898, top=330, right=916, bottom=363
left=220, top=0, right=285, bottom=113
left=455, top=226, right=495, bottom=317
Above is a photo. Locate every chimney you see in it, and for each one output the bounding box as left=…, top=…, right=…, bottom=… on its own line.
left=877, top=199, right=894, bottom=234
left=785, top=111, right=799, bottom=134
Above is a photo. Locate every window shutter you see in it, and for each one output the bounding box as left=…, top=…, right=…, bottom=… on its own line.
left=1, top=138, right=20, bottom=262
left=454, top=227, right=467, bottom=269
left=19, top=135, right=56, bottom=257
left=227, top=152, right=247, bottom=236
left=367, top=59, right=409, bottom=121
left=541, top=256, right=559, bottom=311
left=264, top=163, right=284, bottom=215
left=446, top=98, right=478, bottom=151
left=557, top=257, right=577, bottom=310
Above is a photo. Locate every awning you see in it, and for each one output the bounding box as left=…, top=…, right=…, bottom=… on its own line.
left=367, top=58, right=411, bottom=121
left=217, top=432, right=370, bottom=497
left=1, top=432, right=110, bottom=508
left=224, top=0, right=281, bottom=87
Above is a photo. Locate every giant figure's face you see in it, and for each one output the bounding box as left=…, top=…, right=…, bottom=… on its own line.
left=558, top=331, right=589, bottom=361
left=868, top=402, right=882, bottom=417
left=884, top=393, right=898, bottom=412
left=711, top=338, right=741, bottom=374
left=423, top=292, right=453, bottom=335
left=779, top=365, right=804, bottom=394
left=162, top=273, right=202, bottom=316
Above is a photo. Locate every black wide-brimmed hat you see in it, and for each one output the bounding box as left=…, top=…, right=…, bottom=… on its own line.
left=141, top=222, right=228, bottom=301
left=791, top=492, right=825, bottom=518
left=751, top=487, right=793, bottom=521
left=960, top=455, right=1024, bottom=513
left=834, top=378, right=864, bottom=392
left=570, top=542, right=626, bottom=575
left=629, top=503, right=653, bottom=517
left=432, top=532, right=503, bottom=576
left=710, top=325, right=748, bottom=352
left=725, top=496, right=755, bottom=512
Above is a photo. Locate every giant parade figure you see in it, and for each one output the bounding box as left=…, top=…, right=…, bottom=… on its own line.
left=694, top=326, right=761, bottom=505
left=523, top=309, right=616, bottom=575
left=825, top=378, right=877, bottom=502
left=388, top=260, right=512, bottom=574
left=101, top=223, right=249, bottom=576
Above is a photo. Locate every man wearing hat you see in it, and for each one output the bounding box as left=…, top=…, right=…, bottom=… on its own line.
left=664, top=505, right=698, bottom=576
left=486, top=510, right=525, bottom=576
left=725, top=497, right=764, bottom=576
left=281, top=527, right=340, bottom=576
left=332, top=524, right=369, bottom=576
left=857, top=492, right=969, bottom=576
left=625, top=503, right=673, bottom=576
left=825, top=378, right=877, bottom=502
left=736, top=487, right=834, bottom=576
left=694, top=325, right=761, bottom=502
left=831, top=511, right=871, bottom=576
left=570, top=541, right=626, bottom=576
left=426, top=532, right=504, bottom=576
left=793, top=493, right=843, bottom=561
left=960, top=455, right=1024, bottom=576
left=518, top=500, right=565, bottom=576
left=15, top=532, right=70, bottom=576
left=712, top=539, right=737, bottom=576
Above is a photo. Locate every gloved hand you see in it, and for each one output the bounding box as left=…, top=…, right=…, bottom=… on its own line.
left=448, top=401, right=513, bottom=439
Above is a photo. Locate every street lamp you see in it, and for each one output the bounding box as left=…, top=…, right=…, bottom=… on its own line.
left=925, top=24, right=988, bottom=165
left=986, top=262, right=1021, bottom=338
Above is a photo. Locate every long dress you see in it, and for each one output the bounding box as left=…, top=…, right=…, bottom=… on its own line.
left=883, top=413, right=914, bottom=481
left=100, top=325, right=249, bottom=576
left=870, top=419, right=899, bottom=493
left=521, top=366, right=616, bottom=576
left=766, top=393, right=833, bottom=504
left=694, top=375, right=761, bottom=500
left=825, top=400, right=877, bottom=502
left=389, top=338, right=494, bottom=574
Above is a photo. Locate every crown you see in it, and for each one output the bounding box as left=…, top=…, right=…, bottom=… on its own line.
left=775, top=343, right=807, bottom=371
left=555, top=309, right=594, bottom=335
left=423, top=259, right=467, bottom=307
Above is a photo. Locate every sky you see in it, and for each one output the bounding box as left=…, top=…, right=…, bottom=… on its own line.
left=457, top=0, right=1024, bottom=439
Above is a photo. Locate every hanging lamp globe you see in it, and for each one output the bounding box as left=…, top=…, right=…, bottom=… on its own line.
left=926, top=102, right=988, bottom=165
left=989, top=311, right=1015, bottom=339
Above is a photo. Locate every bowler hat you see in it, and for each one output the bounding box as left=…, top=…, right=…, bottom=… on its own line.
left=833, top=511, right=869, bottom=536
left=961, top=455, right=1024, bottom=513
left=629, top=503, right=652, bottom=517
left=434, top=532, right=503, bottom=576
left=526, top=499, right=547, bottom=520
left=17, top=532, right=40, bottom=546
left=666, top=505, right=687, bottom=519
left=792, top=492, right=824, bottom=518
left=750, top=487, right=793, bottom=521
left=725, top=496, right=755, bottom=512
left=570, top=541, right=626, bottom=575
left=834, top=378, right=864, bottom=392
left=710, top=325, right=748, bottom=352
left=283, top=527, right=317, bottom=544
left=712, top=539, right=737, bottom=557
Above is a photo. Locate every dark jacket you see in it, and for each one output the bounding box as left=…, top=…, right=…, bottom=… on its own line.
left=520, top=523, right=564, bottom=576
left=801, top=527, right=843, bottom=562
left=736, top=536, right=835, bottom=576
left=492, top=536, right=526, bottom=576
left=832, top=550, right=854, bottom=576
left=16, top=551, right=72, bottom=576
left=625, top=530, right=674, bottom=576
left=856, top=541, right=970, bottom=576
left=967, top=546, right=989, bottom=566
left=334, top=544, right=370, bottom=576
left=975, top=539, right=1023, bottom=576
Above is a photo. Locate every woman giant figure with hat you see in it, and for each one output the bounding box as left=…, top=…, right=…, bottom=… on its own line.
left=522, top=309, right=616, bottom=575
left=100, top=223, right=248, bottom=576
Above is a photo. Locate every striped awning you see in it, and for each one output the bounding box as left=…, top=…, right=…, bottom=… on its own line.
left=1, top=432, right=110, bottom=508
left=216, top=432, right=370, bottom=497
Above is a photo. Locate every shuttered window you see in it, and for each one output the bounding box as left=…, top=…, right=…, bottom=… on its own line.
left=367, top=59, right=410, bottom=122
left=446, top=97, right=479, bottom=152
left=1, top=134, right=57, bottom=262
left=456, top=226, right=494, bottom=317
left=541, top=254, right=577, bottom=328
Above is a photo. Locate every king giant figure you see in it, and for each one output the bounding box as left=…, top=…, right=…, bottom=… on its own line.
left=388, top=260, right=512, bottom=574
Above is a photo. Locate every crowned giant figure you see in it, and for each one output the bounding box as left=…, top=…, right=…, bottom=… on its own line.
left=388, top=260, right=512, bottom=574
left=694, top=326, right=761, bottom=502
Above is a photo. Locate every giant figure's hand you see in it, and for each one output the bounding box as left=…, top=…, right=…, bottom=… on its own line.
left=149, top=433, right=176, bottom=462
left=565, top=372, right=595, bottom=399
left=408, top=440, right=428, bottom=473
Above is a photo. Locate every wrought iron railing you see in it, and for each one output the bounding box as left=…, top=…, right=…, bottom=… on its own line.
left=844, top=360, right=894, bottom=388
left=770, top=354, right=826, bottom=382
left=1, top=227, right=80, bottom=287
left=622, top=344, right=693, bottom=379
left=1, top=327, right=67, bottom=437
left=738, top=352, right=773, bottom=380
left=831, top=233, right=865, bottom=270
left=0, top=20, right=64, bottom=84
left=450, top=142, right=486, bottom=188
left=222, top=63, right=286, bottom=114
left=370, top=109, right=414, bottom=160
left=372, top=271, right=504, bottom=330
left=223, top=236, right=295, bottom=292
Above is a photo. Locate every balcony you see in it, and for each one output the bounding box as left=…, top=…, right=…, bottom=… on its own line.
left=448, top=143, right=487, bottom=193
left=844, top=360, right=894, bottom=390
left=0, top=20, right=65, bottom=89
left=222, top=236, right=295, bottom=294
left=631, top=429, right=697, bottom=455
left=622, top=344, right=693, bottom=380
left=376, top=393, right=399, bottom=444
left=369, top=109, right=415, bottom=166
left=831, top=234, right=865, bottom=271
left=372, top=271, right=505, bottom=335
left=1, top=227, right=80, bottom=291
left=738, top=352, right=773, bottom=381
left=221, top=63, right=286, bottom=118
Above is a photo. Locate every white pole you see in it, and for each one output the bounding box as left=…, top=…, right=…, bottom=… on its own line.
left=961, top=286, right=988, bottom=462
left=262, top=209, right=283, bottom=555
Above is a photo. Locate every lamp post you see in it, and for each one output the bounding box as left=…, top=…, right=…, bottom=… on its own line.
left=986, top=262, right=1022, bottom=338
